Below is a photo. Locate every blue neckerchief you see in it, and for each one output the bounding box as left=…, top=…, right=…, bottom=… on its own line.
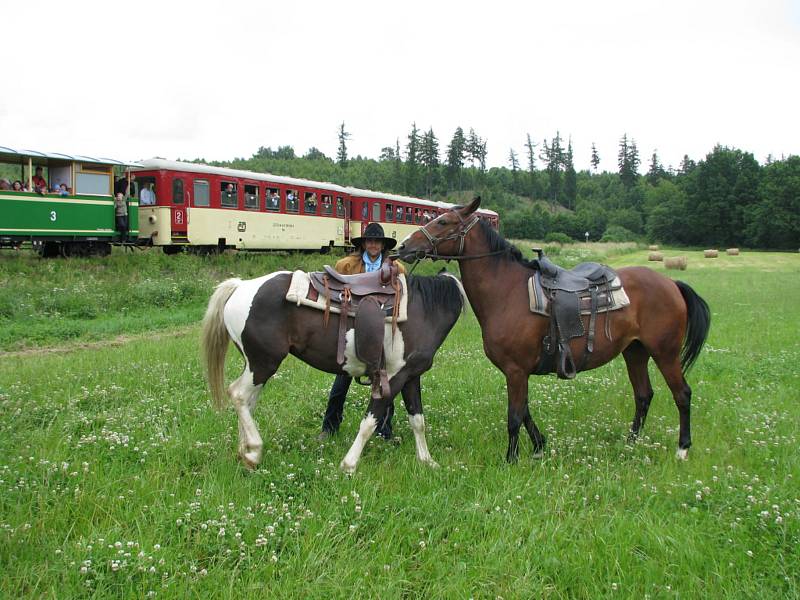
left=363, top=251, right=382, bottom=272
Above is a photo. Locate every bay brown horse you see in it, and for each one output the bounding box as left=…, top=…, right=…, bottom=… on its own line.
left=396, top=198, right=711, bottom=462
left=201, top=270, right=466, bottom=473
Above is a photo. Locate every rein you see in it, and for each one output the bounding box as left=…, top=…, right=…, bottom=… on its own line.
left=398, top=212, right=511, bottom=264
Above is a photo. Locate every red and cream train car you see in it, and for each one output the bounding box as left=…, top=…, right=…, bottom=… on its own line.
left=133, top=159, right=498, bottom=253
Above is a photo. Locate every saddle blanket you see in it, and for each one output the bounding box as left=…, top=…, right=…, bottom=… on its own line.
left=527, top=273, right=630, bottom=317
left=286, top=270, right=409, bottom=322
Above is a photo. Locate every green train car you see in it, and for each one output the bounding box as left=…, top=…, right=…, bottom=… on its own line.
left=0, top=146, right=140, bottom=256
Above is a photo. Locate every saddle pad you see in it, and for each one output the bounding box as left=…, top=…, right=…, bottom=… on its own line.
left=527, top=273, right=630, bottom=317
left=286, top=270, right=409, bottom=322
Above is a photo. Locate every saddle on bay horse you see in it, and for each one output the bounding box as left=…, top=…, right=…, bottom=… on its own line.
left=308, top=260, right=403, bottom=402
left=529, top=248, right=627, bottom=380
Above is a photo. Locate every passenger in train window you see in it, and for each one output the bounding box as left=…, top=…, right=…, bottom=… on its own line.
left=268, top=190, right=280, bottom=210
left=12, top=180, right=23, bottom=191
left=59, top=183, right=69, bottom=197
left=361, top=203, right=368, bottom=219
left=385, top=203, right=394, bottom=221
left=0, top=179, right=10, bottom=190
left=304, top=192, right=317, bottom=213
left=32, top=166, right=47, bottom=193
left=287, top=190, right=298, bottom=211
left=336, top=197, right=344, bottom=216
left=140, top=183, right=156, bottom=205
left=396, top=206, right=403, bottom=220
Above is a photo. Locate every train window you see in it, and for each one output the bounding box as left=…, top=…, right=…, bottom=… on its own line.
left=385, top=203, right=393, bottom=222
left=286, top=189, right=299, bottom=212
left=221, top=181, right=237, bottom=208
left=244, top=184, right=259, bottom=210
left=361, top=203, right=368, bottom=219
left=304, top=192, right=318, bottom=214
left=172, top=178, right=184, bottom=204
left=194, top=180, right=210, bottom=207
left=336, top=197, right=345, bottom=217
left=266, top=187, right=280, bottom=211
left=372, top=202, right=380, bottom=221
left=415, top=208, right=422, bottom=224
left=405, top=207, right=413, bottom=223
left=395, top=206, right=403, bottom=221
left=321, top=194, right=332, bottom=215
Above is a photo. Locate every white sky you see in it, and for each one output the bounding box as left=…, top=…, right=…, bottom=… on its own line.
left=3, top=0, right=798, bottom=173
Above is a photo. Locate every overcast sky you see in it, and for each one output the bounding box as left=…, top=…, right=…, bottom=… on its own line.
left=3, top=0, right=798, bottom=173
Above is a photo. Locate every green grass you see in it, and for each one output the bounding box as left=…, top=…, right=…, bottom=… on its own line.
left=0, top=246, right=798, bottom=598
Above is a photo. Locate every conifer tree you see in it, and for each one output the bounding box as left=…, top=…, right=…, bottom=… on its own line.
left=563, top=138, right=577, bottom=210
left=590, top=142, right=600, bottom=172
left=446, top=127, right=466, bottom=191
left=421, top=128, right=440, bottom=198
left=405, top=122, right=421, bottom=195
left=337, top=122, right=350, bottom=167
left=525, top=133, right=538, bottom=199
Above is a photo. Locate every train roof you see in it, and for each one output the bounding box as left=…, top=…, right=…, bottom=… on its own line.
left=135, top=159, right=351, bottom=193
left=135, top=158, right=497, bottom=217
left=0, top=145, right=142, bottom=167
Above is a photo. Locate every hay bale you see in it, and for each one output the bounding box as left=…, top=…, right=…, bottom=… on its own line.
left=648, top=244, right=659, bottom=251
left=648, top=252, right=663, bottom=261
left=704, top=249, right=719, bottom=258
left=726, top=248, right=740, bottom=255
left=664, top=256, right=688, bottom=270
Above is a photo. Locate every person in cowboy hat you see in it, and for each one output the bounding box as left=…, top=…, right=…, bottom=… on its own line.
left=320, top=222, right=406, bottom=440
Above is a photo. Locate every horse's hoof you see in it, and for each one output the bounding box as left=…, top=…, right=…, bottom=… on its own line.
left=317, top=430, right=333, bottom=442
left=532, top=450, right=544, bottom=459
left=239, top=454, right=259, bottom=471
left=675, top=448, right=689, bottom=460
left=340, top=460, right=357, bottom=475
left=424, top=459, right=439, bottom=469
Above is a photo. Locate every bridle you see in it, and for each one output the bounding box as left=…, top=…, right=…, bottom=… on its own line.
left=398, top=209, right=510, bottom=269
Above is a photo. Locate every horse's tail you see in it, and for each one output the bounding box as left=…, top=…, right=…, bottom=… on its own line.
left=201, top=278, right=241, bottom=410
left=675, top=280, right=711, bottom=374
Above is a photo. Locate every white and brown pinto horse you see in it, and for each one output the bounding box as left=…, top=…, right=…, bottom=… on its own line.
left=201, top=270, right=466, bottom=473
left=397, top=198, right=711, bottom=463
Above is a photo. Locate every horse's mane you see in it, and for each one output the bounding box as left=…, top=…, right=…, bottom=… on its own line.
left=477, top=219, right=538, bottom=268
left=407, top=273, right=465, bottom=315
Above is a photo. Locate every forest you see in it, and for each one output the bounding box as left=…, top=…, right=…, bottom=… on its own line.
left=193, top=124, right=799, bottom=250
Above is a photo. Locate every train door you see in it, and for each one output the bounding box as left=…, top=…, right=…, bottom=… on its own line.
left=170, top=176, right=187, bottom=236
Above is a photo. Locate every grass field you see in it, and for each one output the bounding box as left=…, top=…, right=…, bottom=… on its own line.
left=1, top=245, right=798, bottom=598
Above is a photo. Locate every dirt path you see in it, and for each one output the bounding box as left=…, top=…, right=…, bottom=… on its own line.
left=0, top=324, right=199, bottom=359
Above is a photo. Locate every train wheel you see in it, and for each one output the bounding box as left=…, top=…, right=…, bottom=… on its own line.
left=90, top=242, right=112, bottom=257
left=38, top=241, right=61, bottom=258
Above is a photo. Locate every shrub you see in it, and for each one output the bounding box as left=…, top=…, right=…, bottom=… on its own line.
left=600, top=225, right=638, bottom=243
left=544, top=232, right=572, bottom=245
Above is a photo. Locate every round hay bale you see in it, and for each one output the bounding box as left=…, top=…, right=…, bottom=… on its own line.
left=704, top=249, right=719, bottom=258
left=648, top=252, right=663, bottom=261
left=648, top=244, right=659, bottom=251
left=664, top=256, right=688, bottom=270
left=726, top=248, right=740, bottom=255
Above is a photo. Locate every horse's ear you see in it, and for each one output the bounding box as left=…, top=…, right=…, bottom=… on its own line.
left=464, top=196, right=481, bottom=215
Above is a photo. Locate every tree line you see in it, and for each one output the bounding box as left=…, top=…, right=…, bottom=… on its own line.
left=199, top=123, right=799, bottom=250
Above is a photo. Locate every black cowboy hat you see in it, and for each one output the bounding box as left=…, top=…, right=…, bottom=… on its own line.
left=351, top=222, right=397, bottom=249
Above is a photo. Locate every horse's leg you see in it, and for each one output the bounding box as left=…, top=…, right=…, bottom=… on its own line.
left=228, top=363, right=268, bottom=469
left=340, top=377, right=404, bottom=474
left=651, top=355, right=692, bottom=460
left=622, top=340, right=654, bottom=442
left=506, top=370, right=543, bottom=462
left=400, top=375, right=438, bottom=468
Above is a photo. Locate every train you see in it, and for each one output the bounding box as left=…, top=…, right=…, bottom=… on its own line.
left=0, top=146, right=499, bottom=257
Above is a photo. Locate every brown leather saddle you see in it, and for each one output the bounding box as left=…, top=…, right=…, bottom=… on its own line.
left=531, top=249, right=619, bottom=380
left=308, top=261, right=403, bottom=401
